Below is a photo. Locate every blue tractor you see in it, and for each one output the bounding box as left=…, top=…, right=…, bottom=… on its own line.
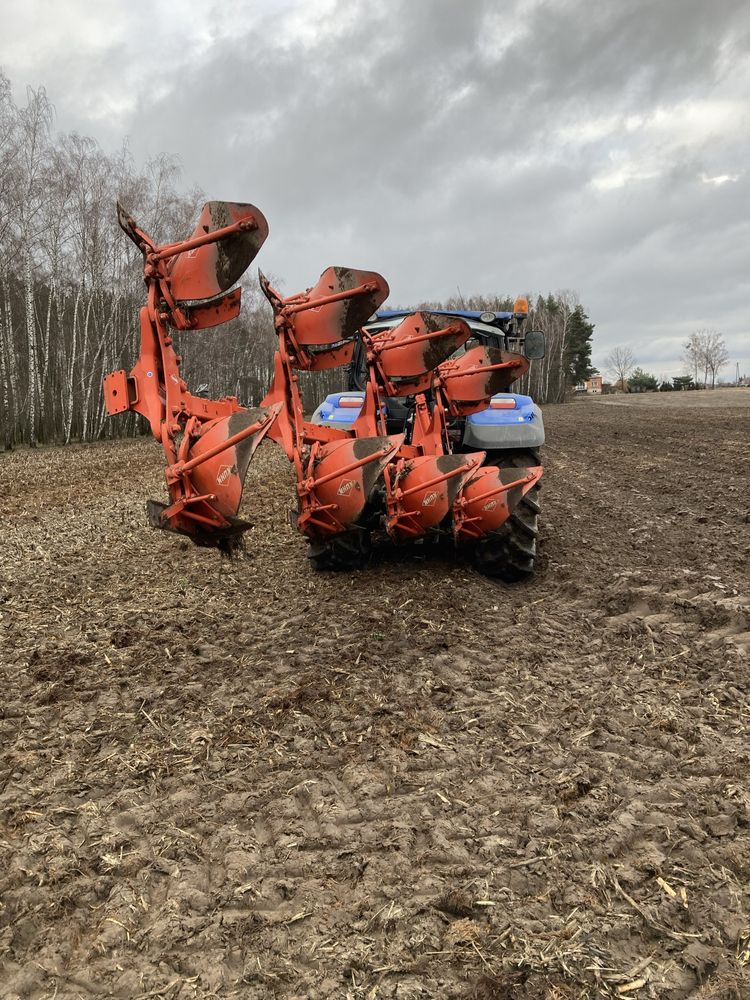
left=311, top=308, right=545, bottom=579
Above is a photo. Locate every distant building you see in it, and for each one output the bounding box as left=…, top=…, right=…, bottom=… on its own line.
left=584, top=375, right=603, bottom=394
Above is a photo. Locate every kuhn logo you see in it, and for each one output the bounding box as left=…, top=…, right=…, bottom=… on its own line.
left=482, top=499, right=498, bottom=511
left=422, top=491, right=439, bottom=507
left=338, top=479, right=357, bottom=496
left=216, top=464, right=236, bottom=486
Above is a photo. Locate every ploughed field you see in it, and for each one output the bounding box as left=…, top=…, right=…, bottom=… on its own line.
left=1, top=394, right=749, bottom=999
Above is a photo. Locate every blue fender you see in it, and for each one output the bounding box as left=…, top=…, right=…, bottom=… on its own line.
left=310, top=391, right=545, bottom=450
left=310, top=392, right=366, bottom=428
left=463, top=394, right=545, bottom=450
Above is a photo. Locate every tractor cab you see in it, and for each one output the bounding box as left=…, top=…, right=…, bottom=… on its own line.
left=311, top=306, right=546, bottom=451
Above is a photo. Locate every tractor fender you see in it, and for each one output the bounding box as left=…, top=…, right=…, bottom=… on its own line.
left=461, top=394, right=545, bottom=450
left=310, top=392, right=365, bottom=428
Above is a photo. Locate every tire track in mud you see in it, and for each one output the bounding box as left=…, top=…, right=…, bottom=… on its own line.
left=605, top=583, right=750, bottom=655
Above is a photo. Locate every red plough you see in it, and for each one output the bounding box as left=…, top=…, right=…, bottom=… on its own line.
left=104, top=201, right=543, bottom=574
left=104, top=201, right=281, bottom=549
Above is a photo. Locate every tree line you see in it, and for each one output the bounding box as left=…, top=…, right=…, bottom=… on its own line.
left=604, top=329, right=733, bottom=393
left=0, top=78, right=205, bottom=448
left=683, top=330, right=730, bottom=388
left=0, top=73, right=595, bottom=449
left=422, top=292, right=595, bottom=405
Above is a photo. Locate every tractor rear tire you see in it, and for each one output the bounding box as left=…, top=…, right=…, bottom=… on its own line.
left=308, top=529, right=371, bottom=571
left=473, top=449, right=541, bottom=582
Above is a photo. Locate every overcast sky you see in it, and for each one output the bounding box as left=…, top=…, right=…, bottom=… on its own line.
left=3, top=0, right=749, bottom=379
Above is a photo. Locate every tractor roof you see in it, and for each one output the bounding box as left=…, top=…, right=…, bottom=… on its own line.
left=375, top=309, right=516, bottom=323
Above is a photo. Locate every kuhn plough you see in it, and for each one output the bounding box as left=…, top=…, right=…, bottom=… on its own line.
left=104, top=200, right=543, bottom=574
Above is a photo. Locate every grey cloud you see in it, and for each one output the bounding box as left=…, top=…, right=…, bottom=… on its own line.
left=2, top=0, right=749, bottom=375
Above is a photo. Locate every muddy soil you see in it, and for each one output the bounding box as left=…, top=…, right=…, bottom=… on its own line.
left=587, top=388, right=750, bottom=409
left=1, top=397, right=749, bottom=999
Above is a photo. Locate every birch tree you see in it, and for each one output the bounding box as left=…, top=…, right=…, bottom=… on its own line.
left=13, top=87, right=54, bottom=446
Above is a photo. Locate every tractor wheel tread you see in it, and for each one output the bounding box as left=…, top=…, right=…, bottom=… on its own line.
left=509, top=510, right=538, bottom=540
left=522, top=493, right=541, bottom=515
left=473, top=447, right=542, bottom=580
left=506, top=539, right=535, bottom=561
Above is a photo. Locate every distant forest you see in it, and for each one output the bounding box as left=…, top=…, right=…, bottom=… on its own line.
left=0, top=76, right=595, bottom=449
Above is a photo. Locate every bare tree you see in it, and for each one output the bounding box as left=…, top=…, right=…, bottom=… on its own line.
left=683, top=331, right=703, bottom=386
left=14, top=86, right=55, bottom=446
left=704, top=331, right=729, bottom=388
left=0, top=72, right=19, bottom=448
left=684, top=329, right=730, bottom=388
left=606, top=346, right=636, bottom=391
